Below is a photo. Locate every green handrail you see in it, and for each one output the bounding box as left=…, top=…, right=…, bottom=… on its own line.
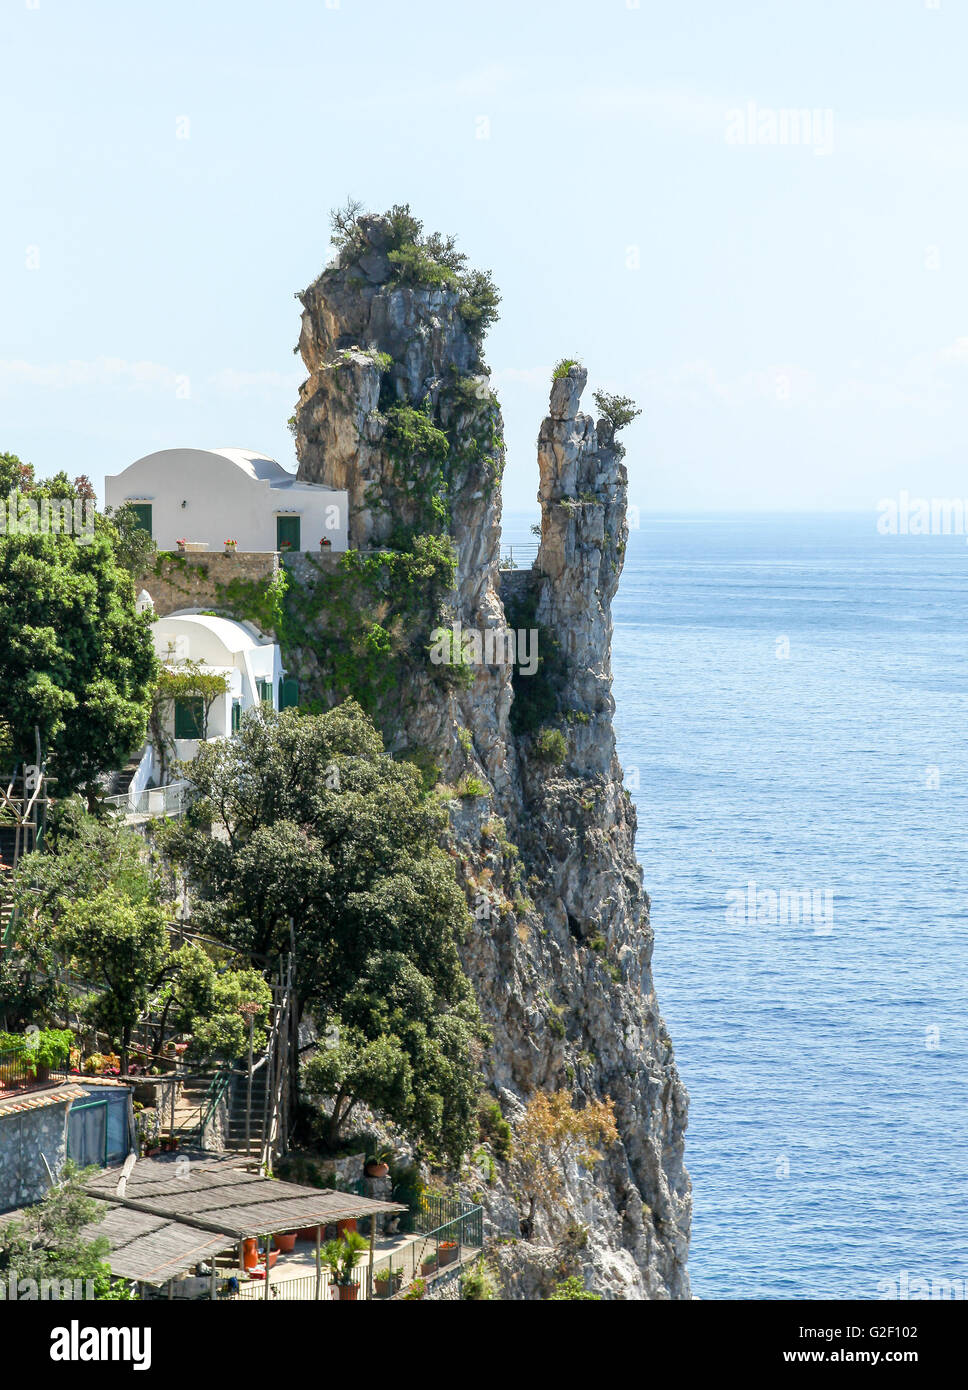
left=187, top=1068, right=233, bottom=1146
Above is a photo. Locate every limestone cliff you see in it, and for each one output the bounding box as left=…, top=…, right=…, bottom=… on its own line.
left=291, top=213, right=690, bottom=1299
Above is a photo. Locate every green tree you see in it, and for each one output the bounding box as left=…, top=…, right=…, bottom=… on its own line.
left=104, top=501, right=158, bottom=577
left=548, top=1275, right=601, bottom=1301
left=0, top=1163, right=134, bottom=1299
left=4, top=814, right=268, bottom=1067
left=0, top=451, right=35, bottom=496
left=591, top=389, right=642, bottom=434
left=59, top=886, right=170, bottom=1073
left=0, top=525, right=157, bottom=799
left=161, top=702, right=482, bottom=1159
left=306, top=951, right=481, bottom=1163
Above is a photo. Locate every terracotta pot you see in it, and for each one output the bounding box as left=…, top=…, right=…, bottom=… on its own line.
left=338, top=1283, right=358, bottom=1301
left=273, top=1232, right=296, bottom=1253
left=242, top=1238, right=259, bottom=1269
left=336, top=1218, right=357, bottom=1238
left=420, top=1257, right=437, bottom=1277
left=365, top=1161, right=389, bottom=1178
left=296, top=1226, right=320, bottom=1242
left=438, top=1241, right=458, bottom=1267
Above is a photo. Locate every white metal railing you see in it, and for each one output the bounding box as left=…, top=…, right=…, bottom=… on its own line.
left=103, top=780, right=189, bottom=819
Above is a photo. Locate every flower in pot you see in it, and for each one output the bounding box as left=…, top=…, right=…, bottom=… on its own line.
left=223, top=538, right=237, bottom=553
left=176, top=538, right=187, bottom=552
left=403, top=1277, right=426, bottom=1301
left=319, top=537, right=332, bottom=550
left=374, top=1266, right=403, bottom=1298
left=322, top=1231, right=367, bottom=1301
left=364, top=1144, right=393, bottom=1179
left=438, top=1239, right=459, bottom=1268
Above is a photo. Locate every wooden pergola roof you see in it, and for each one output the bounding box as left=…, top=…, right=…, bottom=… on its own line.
left=81, top=1201, right=233, bottom=1285
left=84, top=1152, right=405, bottom=1241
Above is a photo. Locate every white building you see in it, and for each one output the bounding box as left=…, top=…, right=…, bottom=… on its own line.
left=152, top=611, right=289, bottom=761
left=108, top=610, right=292, bottom=818
left=104, top=447, right=348, bottom=553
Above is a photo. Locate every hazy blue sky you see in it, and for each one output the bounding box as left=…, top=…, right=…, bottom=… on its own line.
left=3, top=0, right=967, bottom=518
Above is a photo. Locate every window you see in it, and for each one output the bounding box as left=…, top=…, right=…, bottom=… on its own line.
left=276, top=515, right=300, bottom=552
left=231, top=698, right=242, bottom=733
left=279, top=677, right=299, bottom=710
left=256, top=679, right=273, bottom=707
left=129, top=503, right=152, bottom=537
left=67, top=1099, right=107, bottom=1166
left=174, top=696, right=204, bottom=740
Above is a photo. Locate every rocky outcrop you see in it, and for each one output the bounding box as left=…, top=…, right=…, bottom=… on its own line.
left=291, top=214, right=690, bottom=1299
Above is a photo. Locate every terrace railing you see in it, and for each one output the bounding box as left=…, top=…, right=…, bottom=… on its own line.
left=0, top=1046, right=67, bottom=1097
left=103, top=781, right=189, bottom=819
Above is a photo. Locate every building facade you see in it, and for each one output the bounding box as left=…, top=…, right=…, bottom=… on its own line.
left=104, top=447, right=348, bottom=554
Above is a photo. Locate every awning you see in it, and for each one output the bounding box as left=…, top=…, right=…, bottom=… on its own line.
left=80, top=1201, right=232, bottom=1285
left=84, top=1152, right=406, bottom=1241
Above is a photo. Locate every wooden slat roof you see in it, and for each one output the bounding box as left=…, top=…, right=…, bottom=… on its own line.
left=80, top=1200, right=232, bottom=1285
left=84, top=1152, right=405, bottom=1240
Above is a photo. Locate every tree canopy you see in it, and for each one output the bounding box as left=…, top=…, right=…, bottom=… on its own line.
left=161, top=701, right=483, bottom=1161
left=3, top=812, right=271, bottom=1069
left=0, top=526, right=157, bottom=797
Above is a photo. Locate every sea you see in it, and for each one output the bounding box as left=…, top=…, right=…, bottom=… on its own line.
left=501, top=510, right=968, bottom=1300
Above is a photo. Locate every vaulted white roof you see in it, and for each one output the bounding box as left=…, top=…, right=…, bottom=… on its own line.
left=154, top=612, right=272, bottom=656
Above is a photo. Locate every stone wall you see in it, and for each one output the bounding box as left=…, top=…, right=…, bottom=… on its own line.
left=136, top=551, right=279, bottom=618
left=0, top=1103, right=69, bottom=1212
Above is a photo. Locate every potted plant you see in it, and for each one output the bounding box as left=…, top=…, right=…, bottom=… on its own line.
left=420, top=1252, right=438, bottom=1278
left=22, top=1027, right=73, bottom=1083
left=403, top=1277, right=426, bottom=1301
left=279, top=539, right=293, bottom=553
left=321, top=1231, right=367, bottom=1301
left=438, top=1239, right=459, bottom=1268
left=374, top=1266, right=404, bottom=1298
left=176, top=538, right=187, bottom=552
left=319, top=537, right=332, bottom=550
left=364, top=1144, right=392, bottom=1179
left=223, top=538, right=237, bottom=553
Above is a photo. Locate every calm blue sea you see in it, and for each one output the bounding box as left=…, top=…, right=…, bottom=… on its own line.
left=503, top=510, right=968, bottom=1300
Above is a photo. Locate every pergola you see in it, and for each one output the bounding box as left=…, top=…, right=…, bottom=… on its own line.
left=82, top=1152, right=406, bottom=1299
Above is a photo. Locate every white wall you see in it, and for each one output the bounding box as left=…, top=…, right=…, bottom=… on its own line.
left=151, top=614, right=284, bottom=772
left=104, top=448, right=348, bottom=552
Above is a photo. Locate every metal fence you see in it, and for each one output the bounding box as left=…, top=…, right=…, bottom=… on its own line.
left=0, top=1046, right=66, bottom=1095
left=224, top=1204, right=484, bottom=1302
left=103, top=781, right=189, bottom=819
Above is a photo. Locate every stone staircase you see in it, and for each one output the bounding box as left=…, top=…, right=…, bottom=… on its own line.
left=169, top=1078, right=214, bottom=1138
left=224, top=1067, right=268, bottom=1155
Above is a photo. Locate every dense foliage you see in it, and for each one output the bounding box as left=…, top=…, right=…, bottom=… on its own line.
left=329, top=201, right=501, bottom=342
left=160, top=702, right=483, bottom=1162
left=2, top=813, right=271, bottom=1068
left=0, top=1164, right=132, bottom=1300
left=0, top=451, right=157, bottom=795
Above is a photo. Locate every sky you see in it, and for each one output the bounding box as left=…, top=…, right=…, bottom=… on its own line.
left=2, top=0, right=968, bottom=518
